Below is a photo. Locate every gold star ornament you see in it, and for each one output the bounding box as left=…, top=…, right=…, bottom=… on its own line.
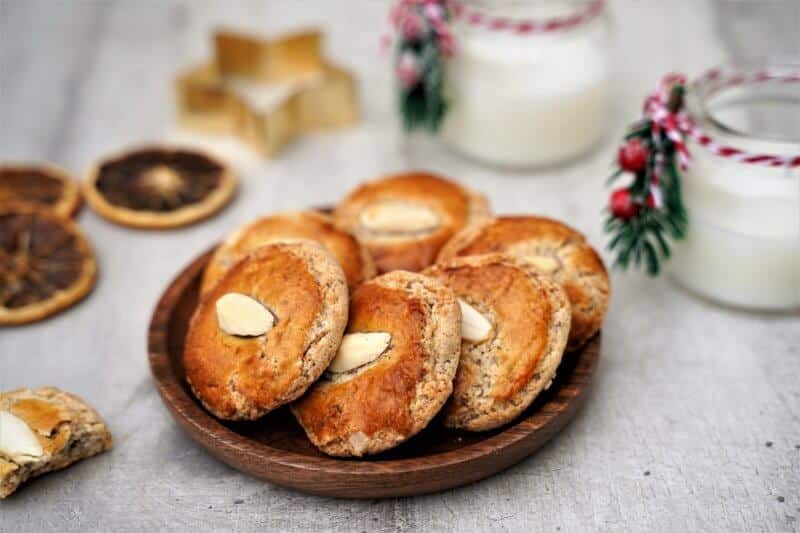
left=175, top=29, right=359, bottom=158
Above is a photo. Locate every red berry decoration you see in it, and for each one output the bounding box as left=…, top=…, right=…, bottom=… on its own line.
left=618, top=138, right=649, bottom=173
left=610, top=188, right=639, bottom=220
left=605, top=78, right=690, bottom=275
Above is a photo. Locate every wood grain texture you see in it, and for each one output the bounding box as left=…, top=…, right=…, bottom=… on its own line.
left=147, top=247, right=600, bottom=498
left=1, top=1, right=798, bottom=531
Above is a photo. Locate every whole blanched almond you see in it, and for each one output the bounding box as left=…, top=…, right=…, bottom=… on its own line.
left=328, top=332, right=391, bottom=373
left=458, top=299, right=493, bottom=343
left=359, top=201, right=439, bottom=233
left=216, top=293, right=275, bottom=337
left=0, top=410, right=44, bottom=459
left=525, top=255, right=560, bottom=274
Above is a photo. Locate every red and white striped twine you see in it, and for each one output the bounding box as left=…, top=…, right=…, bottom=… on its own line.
left=447, top=0, right=605, bottom=34
left=696, top=67, right=800, bottom=98
left=383, top=0, right=605, bottom=52
left=686, top=128, right=800, bottom=168
left=646, top=70, right=800, bottom=169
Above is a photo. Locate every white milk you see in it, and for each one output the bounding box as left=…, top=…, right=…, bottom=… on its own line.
left=669, top=134, right=800, bottom=310
left=440, top=2, right=610, bottom=168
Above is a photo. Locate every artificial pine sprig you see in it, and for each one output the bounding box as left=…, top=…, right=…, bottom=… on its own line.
left=605, top=84, right=689, bottom=276
left=391, top=0, right=452, bottom=133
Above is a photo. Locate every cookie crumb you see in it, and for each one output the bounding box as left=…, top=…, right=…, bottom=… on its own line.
left=765, top=441, right=773, bottom=448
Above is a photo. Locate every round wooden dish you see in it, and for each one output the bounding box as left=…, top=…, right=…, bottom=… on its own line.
left=148, top=247, right=601, bottom=498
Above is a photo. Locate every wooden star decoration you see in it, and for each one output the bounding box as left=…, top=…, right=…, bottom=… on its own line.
left=175, top=29, right=359, bottom=158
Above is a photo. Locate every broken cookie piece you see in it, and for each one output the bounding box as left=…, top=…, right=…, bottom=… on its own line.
left=0, top=387, right=113, bottom=499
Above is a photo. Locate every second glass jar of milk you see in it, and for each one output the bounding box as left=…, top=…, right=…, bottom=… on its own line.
left=440, top=0, right=611, bottom=168
left=668, top=62, right=800, bottom=311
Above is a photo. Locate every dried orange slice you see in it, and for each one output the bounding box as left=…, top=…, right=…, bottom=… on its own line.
left=84, top=146, right=237, bottom=229
left=0, top=206, right=97, bottom=325
left=0, top=164, right=81, bottom=217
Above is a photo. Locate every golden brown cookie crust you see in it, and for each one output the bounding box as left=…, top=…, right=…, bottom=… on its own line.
left=334, top=172, right=490, bottom=273
left=291, top=271, right=461, bottom=457
left=201, top=211, right=375, bottom=295
left=83, top=146, right=237, bottom=229
left=424, top=254, right=571, bottom=431
left=0, top=387, right=113, bottom=499
left=0, top=164, right=82, bottom=218
left=0, top=207, right=98, bottom=326
left=184, top=241, right=348, bottom=420
left=437, top=216, right=610, bottom=351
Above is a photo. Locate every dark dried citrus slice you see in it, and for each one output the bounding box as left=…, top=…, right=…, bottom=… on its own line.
left=84, top=146, right=237, bottom=229
left=0, top=206, right=97, bottom=325
left=0, top=164, right=82, bottom=217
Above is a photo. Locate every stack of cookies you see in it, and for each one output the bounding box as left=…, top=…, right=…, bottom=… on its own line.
left=185, top=172, right=610, bottom=457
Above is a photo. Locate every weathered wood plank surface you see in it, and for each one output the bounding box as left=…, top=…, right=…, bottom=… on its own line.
left=1, top=1, right=798, bottom=531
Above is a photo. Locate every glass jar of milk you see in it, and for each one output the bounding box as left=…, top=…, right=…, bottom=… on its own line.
left=669, top=63, right=800, bottom=311
left=440, top=0, right=611, bottom=168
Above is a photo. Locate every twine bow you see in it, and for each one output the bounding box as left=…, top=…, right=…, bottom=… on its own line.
left=643, top=73, right=693, bottom=170
left=384, top=0, right=454, bottom=57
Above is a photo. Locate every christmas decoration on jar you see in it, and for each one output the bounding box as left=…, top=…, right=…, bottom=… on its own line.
left=605, top=74, right=689, bottom=276
left=384, top=0, right=454, bottom=132
left=606, top=63, right=800, bottom=311
left=384, top=0, right=611, bottom=168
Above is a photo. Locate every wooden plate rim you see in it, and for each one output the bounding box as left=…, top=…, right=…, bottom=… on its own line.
left=148, top=246, right=600, bottom=483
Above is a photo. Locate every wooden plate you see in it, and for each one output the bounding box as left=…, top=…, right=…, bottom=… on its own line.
left=148, top=247, right=601, bottom=498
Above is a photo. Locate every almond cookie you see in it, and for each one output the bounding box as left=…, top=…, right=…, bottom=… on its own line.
left=424, top=254, right=571, bottom=431
left=0, top=206, right=98, bottom=326
left=84, top=146, right=236, bottom=229
left=438, top=216, right=610, bottom=351
left=0, top=164, right=82, bottom=217
left=201, top=211, right=375, bottom=295
left=291, top=271, right=461, bottom=457
left=334, top=172, right=490, bottom=273
left=0, top=387, right=113, bottom=499
left=184, top=241, right=348, bottom=420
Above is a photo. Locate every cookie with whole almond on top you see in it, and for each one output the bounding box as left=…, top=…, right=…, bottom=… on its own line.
left=424, top=254, right=571, bottom=431
left=0, top=387, right=113, bottom=499
left=291, top=271, right=461, bottom=457
left=334, top=172, right=490, bottom=273
left=183, top=241, right=348, bottom=420
left=438, top=216, right=609, bottom=351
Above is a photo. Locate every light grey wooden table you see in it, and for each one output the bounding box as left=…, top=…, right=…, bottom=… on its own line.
left=1, top=1, right=798, bottom=531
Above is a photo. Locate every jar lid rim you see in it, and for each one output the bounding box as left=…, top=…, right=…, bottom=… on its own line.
left=687, top=61, right=800, bottom=145
left=449, top=0, right=605, bottom=33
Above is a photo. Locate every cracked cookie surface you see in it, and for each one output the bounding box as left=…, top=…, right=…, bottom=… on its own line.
left=184, top=241, right=348, bottom=420
left=202, top=210, right=375, bottom=295
left=438, top=216, right=610, bottom=350
left=0, top=387, right=112, bottom=499
left=425, top=254, right=571, bottom=431
left=292, top=271, right=461, bottom=457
